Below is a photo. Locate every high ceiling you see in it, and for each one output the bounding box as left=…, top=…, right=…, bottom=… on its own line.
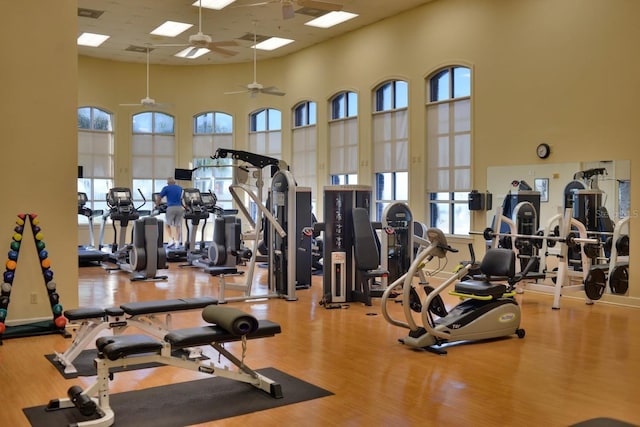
left=77, top=0, right=432, bottom=65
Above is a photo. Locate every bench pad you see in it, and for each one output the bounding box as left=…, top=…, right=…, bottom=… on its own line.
left=120, top=297, right=218, bottom=315
left=96, top=334, right=163, bottom=360
left=64, top=306, right=125, bottom=321
left=455, top=281, right=507, bottom=297
left=165, top=320, right=281, bottom=349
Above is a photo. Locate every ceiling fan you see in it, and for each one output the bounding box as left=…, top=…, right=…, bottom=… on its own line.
left=237, top=0, right=343, bottom=20
left=224, top=24, right=285, bottom=97
left=120, top=48, right=171, bottom=108
left=153, top=0, right=238, bottom=58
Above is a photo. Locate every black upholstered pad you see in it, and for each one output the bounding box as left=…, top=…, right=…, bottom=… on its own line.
left=478, top=248, right=515, bottom=279
left=64, top=306, right=126, bottom=320
left=352, top=207, right=381, bottom=271
left=202, top=306, right=258, bottom=335
left=363, top=269, right=388, bottom=278
left=120, top=297, right=218, bottom=315
left=105, top=307, right=126, bottom=317
left=165, top=320, right=282, bottom=349
left=96, top=334, right=163, bottom=361
left=454, top=281, right=507, bottom=298
left=64, top=307, right=107, bottom=321
left=207, top=267, right=238, bottom=276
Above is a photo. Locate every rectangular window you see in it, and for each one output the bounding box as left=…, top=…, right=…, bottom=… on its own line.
left=426, top=67, right=472, bottom=235
left=372, top=106, right=408, bottom=221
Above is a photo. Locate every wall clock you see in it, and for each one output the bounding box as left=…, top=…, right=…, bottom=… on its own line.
left=536, top=143, right=551, bottom=159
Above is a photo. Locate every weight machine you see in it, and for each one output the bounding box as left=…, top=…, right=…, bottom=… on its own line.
left=476, top=207, right=600, bottom=309
left=320, top=185, right=374, bottom=304
left=380, top=202, right=415, bottom=288
left=210, top=148, right=307, bottom=303
left=489, top=180, right=542, bottom=274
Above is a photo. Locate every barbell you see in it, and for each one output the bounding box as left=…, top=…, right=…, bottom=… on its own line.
left=472, top=227, right=599, bottom=247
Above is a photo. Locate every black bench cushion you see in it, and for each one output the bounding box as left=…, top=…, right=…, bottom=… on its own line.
left=96, top=334, right=163, bottom=360
left=352, top=207, right=381, bottom=271
left=165, top=319, right=282, bottom=349
left=120, top=297, right=218, bottom=315
left=207, top=267, right=238, bottom=276
left=64, top=306, right=125, bottom=321
left=454, top=281, right=507, bottom=297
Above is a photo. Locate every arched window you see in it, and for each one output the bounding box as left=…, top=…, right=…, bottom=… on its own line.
left=426, top=66, right=472, bottom=235
left=249, top=108, right=282, bottom=157
left=192, top=111, right=234, bottom=209
left=292, top=101, right=317, bottom=210
left=131, top=111, right=176, bottom=208
left=328, top=91, right=358, bottom=185
left=248, top=108, right=282, bottom=219
left=372, top=80, right=409, bottom=220
left=77, top=106, right=114, bottom=220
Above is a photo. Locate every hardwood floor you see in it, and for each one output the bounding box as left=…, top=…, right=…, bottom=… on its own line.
left=1, top=262, right=639, bottom=426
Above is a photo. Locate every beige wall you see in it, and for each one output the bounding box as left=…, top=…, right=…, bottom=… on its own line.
left=78, top=0, right=638, bottom=302
left=1, top=1, right=78, bottom=322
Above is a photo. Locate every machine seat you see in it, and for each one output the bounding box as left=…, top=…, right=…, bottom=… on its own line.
left=454, top=248, right=516, bottom=298
left=351, top=207, right=389, bottom=305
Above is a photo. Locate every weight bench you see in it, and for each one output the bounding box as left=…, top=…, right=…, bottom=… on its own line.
left=47, top=306, right=282, bottom=427
left=54, top=296, right=218, bottom=374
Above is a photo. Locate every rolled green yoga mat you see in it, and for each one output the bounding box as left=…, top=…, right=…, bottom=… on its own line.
left=202, top=305, right=259, bottom=336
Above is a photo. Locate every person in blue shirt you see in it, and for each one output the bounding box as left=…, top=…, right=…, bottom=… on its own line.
left=156, top=177, right=184, bottom=248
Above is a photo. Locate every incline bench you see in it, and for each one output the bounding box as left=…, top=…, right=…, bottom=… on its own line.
left=47, top=306, right=282, bottom=427
left=55, top=296, right=218, bottom=374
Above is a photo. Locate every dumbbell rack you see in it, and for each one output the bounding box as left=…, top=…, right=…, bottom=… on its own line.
left=0, top=213, right=69, bottom=343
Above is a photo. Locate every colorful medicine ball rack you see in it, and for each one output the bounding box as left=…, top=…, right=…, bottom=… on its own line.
left=0, top=214, right=67, bottom=339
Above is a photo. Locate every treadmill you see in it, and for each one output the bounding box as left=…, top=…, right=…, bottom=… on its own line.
left=77, top=192, right=109, bottom=266
left=153, top=192, right=188, bottom=262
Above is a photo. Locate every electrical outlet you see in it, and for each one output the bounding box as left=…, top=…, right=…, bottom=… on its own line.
left=30, top=292, right=38, bottom=304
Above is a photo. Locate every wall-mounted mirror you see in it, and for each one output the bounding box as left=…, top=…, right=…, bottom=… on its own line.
left=487, top=160, right=632, bottom=300
left=487, top=160, right=631, bottom=229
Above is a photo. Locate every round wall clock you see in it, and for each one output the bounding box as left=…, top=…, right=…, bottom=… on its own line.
left=536, top=143, right=551, bottom=159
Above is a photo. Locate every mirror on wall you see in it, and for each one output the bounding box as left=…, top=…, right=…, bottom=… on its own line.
left=486, top=160, right=631, bottom=229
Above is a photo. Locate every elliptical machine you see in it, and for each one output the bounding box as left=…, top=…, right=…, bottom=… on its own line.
left=382, top=228, right=532, bottom=355
left=181, top=187, right=251, bottom=275
left=103, top=187, right=167, bottom=281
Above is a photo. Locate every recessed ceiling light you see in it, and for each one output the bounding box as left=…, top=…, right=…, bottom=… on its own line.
left=77, top=32, right=110, bottom=47
left=305, top=11, right=358, bottom=28
left=254, top=37, right=294, bottom=51
left=192, top=0, right=236, bottom=10
left=175, top=47, right=210, bottom=59
left=150, top=21, right=193, bottom=37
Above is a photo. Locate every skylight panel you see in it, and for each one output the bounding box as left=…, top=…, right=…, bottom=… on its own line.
left=254, top=37, right=294, bottom=51
left=305, top=11, right=358, bottom=28
left=77, top=32, right=110, bottom=47
left=193, top=0, right=236, bottom=10
left=150, top=21, right=193, bottom=37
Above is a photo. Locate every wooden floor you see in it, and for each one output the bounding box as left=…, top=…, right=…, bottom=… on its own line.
left=1, top=261, right=639, bottom=427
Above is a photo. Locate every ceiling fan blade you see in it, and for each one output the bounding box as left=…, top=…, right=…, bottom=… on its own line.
left=224, top=89, right=250, bottom=95
left=210, top=40, right=238, bottom=48
left=152, top=43, right=190, bottom=48
left=261, top=86, right=286, bottom=96
left=209, top=46, right=239, bottom=57
left=298, top=0, right=342, bottom=11
left=185, top=47, right=199, bottom=58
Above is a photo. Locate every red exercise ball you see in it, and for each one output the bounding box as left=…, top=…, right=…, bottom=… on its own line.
left=54, top=316, right=67, bottom=329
